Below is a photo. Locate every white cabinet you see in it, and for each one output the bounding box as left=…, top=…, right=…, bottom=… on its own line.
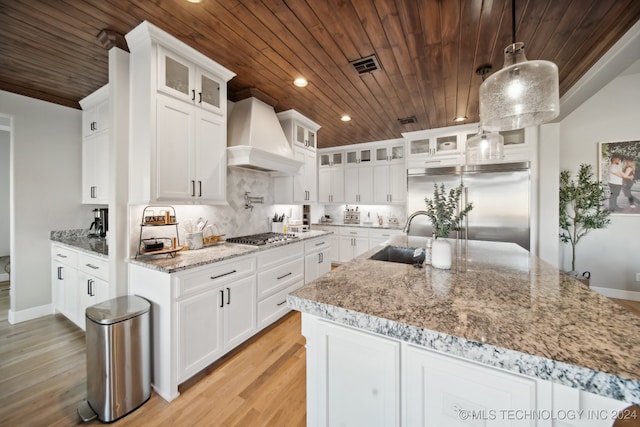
left=314, top=319, right=400, bottom=427
left=174, top=256, right=256, bottom=382
left=155, top=95, right=226, bottom=202
left=51, top=244, right=109, bottom=330
left=368, top=228, right=404, bottom=248
left=304, top=236, right=331, bottom=284
left=318, top=167, right=345, bottom=204
left=374, top=141, right=405, bottom=163
left=127, top=21, right=235, bottom=204
left=157, top=46, right=225, bottom=116
left=405, top=345, right=538, bottom=426
left=294, top=148, right=317, bottom=202
left=374, top=163, right=405, bottom=203
left=319, top=151, right=343, bottom=167
left=338, top=227, right=370, bottom=263
left=346, top=147, right=373, bottom=164
left=345, top=165, right=373, bottom=203
left=79, top=85, right=110, bottom=204
left=278, top=110, right=320, bottom=150
left=404, top=124, right=477, bottom=169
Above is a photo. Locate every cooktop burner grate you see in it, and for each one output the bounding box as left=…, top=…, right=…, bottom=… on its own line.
left=226, top=232, right=298, bottom=246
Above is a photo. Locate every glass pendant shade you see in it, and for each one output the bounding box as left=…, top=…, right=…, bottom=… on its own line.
left=465, top=131, right=504, bottom=164
left=479, top=42, right=559, bottom=131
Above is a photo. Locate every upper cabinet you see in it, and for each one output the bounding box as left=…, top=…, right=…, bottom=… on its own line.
left=157, top=46, right=224, bottom=116
left=277, top=110, right=320, bottom=152
left=374, top=141, right=405, bottom=163
left=79, top=85, right=110, bottom=204
left=126, top=21, right=235, bottom=204
left=345, top=147, right=372, bottom=165
left=404, top=124, right=475, bottom=168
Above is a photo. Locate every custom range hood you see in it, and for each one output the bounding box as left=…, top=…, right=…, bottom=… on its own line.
left=227, top=90, right=303, bottom=175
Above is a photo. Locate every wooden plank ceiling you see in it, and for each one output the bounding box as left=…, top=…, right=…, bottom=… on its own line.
left=1, top=0, right=639, bottom=148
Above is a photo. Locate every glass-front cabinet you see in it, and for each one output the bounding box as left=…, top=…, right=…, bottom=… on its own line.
left=375, top=141, right=405, bottom=163
left=346, top=148, right=372, bottom=164
left=157, top=46, right=224, bottom=115
left=296, top=124, right=316, bottom=149
left=320, top=151, right=343, bottom=167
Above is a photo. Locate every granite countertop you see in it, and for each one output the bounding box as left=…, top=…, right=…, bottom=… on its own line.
left=128, top=230, right=331, bottom=273
left=288, top=235, right=640, bottom=404
left=50, top=229, right=108, bottom=258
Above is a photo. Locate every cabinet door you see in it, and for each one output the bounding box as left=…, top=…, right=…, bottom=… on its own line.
left=354, top=237, right=369, bottom=258
left=405, top=345, right=536, bottom=426
left=156, top=95, right=195, bottom=201
left=223, top=275, right=257, bottom=351
left=374, top=165, right=391, bottom=203
left=316, top=321, right=400, bottom=427
left=157, top=47, right=194, bottom=104
left=177, top=288, right=223, bottom=381
left=61, top=267, right=79, bottom=326
left=292, top=149, right=306, bottom=202
left=82, top=136, right=97, bottom=203
left=330, top=235, right=341, bottom=264
left=195, top=68, right=222, bottom=115
left=388, top=163, right=405, bottom=203
left=194, top=110, right=225, bottom=202
left=305, top=150, right=317, bottom=202
left=330, top=168, right=345, bottom=203
left=318, top=168, right=331, bottom=203
left=52, top=261, right=66, bottom=314
left=83, top=134, right=109, bottom=204
left=344, top=167, right=359, bottom=203
left=304, top=248, right=331, bottom=284
left=79, top=274, right=110, bottom=330
left=357, top=166, right=374, bottom=203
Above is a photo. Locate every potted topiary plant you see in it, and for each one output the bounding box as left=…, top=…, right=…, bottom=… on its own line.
left=559, top=163, right=611, bottom=284
left=424, top=183, right=474, bottom=269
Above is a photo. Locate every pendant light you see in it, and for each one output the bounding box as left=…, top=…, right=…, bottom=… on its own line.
left=465, top=129, right=504, bottom=164
left=479, top=0, right=559, bottom=131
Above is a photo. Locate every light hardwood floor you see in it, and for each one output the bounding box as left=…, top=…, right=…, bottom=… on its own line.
left=2, top=280, right=640, bottom=427
left=0, top=281, right=306, bottom=426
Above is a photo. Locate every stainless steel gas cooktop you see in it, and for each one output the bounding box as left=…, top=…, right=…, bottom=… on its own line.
left=226, top=232, right=298, bottom=246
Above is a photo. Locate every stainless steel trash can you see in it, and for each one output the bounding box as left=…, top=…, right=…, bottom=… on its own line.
left=78, top=295, right=151, bottom=423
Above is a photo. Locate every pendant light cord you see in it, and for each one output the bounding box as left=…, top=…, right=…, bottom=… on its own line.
left=511, top=0, right=516, bottom=44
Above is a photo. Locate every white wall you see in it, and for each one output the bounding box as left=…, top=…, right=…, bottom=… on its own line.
left=558, top=70, right=640, bottom=292
left=0, top=128, right=9, bottom=257
left=0, top=90, right=88, bottom=320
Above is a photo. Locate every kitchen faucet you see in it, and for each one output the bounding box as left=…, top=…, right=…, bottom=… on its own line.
left=403, top=210, right=429, bottom=233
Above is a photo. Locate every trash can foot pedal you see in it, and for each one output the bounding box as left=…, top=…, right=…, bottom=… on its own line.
left=77, top=400, right=97, bottom=422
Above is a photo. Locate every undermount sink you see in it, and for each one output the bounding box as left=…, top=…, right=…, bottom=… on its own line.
left=370, top=245, right=425, bottom=265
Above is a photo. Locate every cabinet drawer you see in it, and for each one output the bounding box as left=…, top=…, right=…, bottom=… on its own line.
left=77, top=253, right=109, bottom=281
left=257, top=242, right=302, bottom=269
left=368, top=229, right=403, bottom=239
left=51, top=245, right=78, bottom=267
left=257, top=281, right=302, bottom=330
left=305, top=237, right=331, bottom=254
left=257, top=258, right=304, bottom=300
left=339, top=227, right=369, bottom=238
left=176, top=256, right=256, bottom=298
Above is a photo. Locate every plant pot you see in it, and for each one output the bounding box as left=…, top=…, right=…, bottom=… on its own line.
left=431, top=239, right=452, bottom=270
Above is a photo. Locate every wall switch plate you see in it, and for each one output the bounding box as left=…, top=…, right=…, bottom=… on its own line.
left=636, top=273, right=640, bottom=282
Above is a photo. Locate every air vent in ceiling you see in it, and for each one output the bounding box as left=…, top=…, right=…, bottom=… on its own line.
left=398, top=116, right=417, bottom=125
left=350, top=54, right=381, bottom=74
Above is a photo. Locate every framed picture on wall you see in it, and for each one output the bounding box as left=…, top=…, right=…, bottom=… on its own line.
left=598, top=140, right=640, bottom=214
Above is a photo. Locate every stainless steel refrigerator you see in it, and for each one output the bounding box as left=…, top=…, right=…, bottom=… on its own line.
left=406, top=162, right=530, bottom=250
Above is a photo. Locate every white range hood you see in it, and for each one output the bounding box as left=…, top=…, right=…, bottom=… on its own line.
left=227, top=96, right=303, bottom=175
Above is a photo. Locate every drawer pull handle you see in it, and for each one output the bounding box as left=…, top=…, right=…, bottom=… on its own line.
left=226, top=287, right=231, bottom=305
left=211, top=270, right=236, bottom=280
left=57, top=253, right=67, bottom=258
left=85, top=263, right=99, bottom=270
left=277, top=272, right=292, bottom=280
left=57, top=266, right=63, bottom=280
left=219, top=290, right=224, bottom=308
left=349, top=232, right=357, bottom=234
left=315, top=242, right=325, bottom=246
left=277, top=300, right=287, bottom=306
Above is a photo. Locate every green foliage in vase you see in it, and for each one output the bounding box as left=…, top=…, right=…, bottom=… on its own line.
left=424, top=184, right=473, bottom=239
left=559, top=164, right=610, bottom=271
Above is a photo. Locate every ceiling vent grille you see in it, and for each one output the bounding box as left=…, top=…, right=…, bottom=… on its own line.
left=350, top=54, right=381, bottom=74
left=398, top=116, right=417, bottom=125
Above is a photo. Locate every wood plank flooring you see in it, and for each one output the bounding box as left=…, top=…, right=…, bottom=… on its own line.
left=0, top=281, right=306, bottom=426
left=2, top=278, right=640, bottom=427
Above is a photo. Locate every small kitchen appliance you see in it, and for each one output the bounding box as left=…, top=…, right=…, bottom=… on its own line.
left=89, top=208, right=108, bottom=237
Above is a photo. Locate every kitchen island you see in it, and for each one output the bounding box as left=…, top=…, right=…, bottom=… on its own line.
left=288, top=236, right=640, bottom=426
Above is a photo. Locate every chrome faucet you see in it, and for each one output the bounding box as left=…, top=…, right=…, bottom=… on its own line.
left=403, top=210, right=429, bottom=233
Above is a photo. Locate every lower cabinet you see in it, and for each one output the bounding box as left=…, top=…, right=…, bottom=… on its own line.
left=51, top=243, right=110, bottom=330
left=301, top=313, right=632, bottom=427
left=304, top=236, right=331, bottom=284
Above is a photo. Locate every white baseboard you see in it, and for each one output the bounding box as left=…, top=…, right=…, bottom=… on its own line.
left=0, top=273, right=8, bottom=281
left=8, top=303, right=53, bottom=324
left=591, top=286, right=640, bottom=301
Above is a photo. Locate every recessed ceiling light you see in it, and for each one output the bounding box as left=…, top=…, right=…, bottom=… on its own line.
left=341, top=115, right=351, bottom=122
left=454, top=116, right=467, bottom=122
left=293, top=78, right=308, bottom=88
left=186, top=0, right=203, bottom=3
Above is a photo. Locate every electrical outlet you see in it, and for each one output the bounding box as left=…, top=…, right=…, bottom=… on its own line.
left=636, top=273, right=640, bottom=282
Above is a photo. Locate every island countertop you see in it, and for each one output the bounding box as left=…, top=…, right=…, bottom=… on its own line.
left=288, top=235, right=640, bottom=404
